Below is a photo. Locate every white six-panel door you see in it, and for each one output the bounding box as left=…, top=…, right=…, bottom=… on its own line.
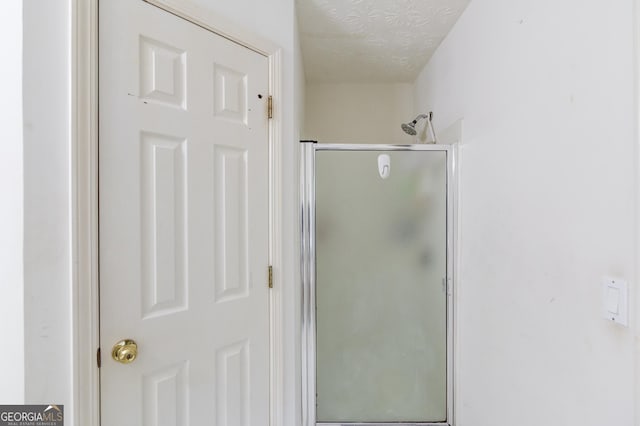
left=99, top=1, right=270, bottom=424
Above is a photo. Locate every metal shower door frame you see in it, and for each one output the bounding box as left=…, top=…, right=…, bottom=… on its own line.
left=300, top=141, right=457, bottom=426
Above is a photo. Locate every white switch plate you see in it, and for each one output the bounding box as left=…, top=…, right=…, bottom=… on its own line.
left=602, top=277, right=628, bottom=327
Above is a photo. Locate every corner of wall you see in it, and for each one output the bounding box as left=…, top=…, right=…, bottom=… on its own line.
left=22, top=0, right=73, bottom=416
left=294, top=11, right=306, bottom=140
left=0, top=0, right=25, bottom=404
left=633, top=0, right=640, bottom=422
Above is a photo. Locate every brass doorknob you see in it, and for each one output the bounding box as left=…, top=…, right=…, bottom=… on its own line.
left=111, top=339, right=138, bottom=364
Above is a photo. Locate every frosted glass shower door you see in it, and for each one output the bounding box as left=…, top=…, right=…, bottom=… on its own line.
left=314, top=149, right=449, bottom=424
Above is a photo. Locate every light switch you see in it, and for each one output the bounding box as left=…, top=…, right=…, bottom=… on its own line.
left=605, top=287, right=619, bottom=314
left=602, top=277, right=628, bottom=327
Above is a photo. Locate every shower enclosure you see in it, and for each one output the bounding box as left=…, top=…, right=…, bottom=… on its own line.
left=300, top=141, right=455, bottom=426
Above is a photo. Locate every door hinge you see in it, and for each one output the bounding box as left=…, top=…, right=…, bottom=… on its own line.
left=267, top=96, right=273, bottom=119
left=268, top=265, right=273, bottom=289
left=97, top=347, right=101, bottom=368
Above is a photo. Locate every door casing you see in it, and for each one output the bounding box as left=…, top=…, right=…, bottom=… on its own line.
left=71, top=1, right=285, bottom=424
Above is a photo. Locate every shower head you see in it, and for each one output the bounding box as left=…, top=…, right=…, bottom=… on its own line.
left=401, top=113, right=429, bottom=136
left=401, top=121, right=417, bottom=136
left=401, top=112, right=437, bottom=143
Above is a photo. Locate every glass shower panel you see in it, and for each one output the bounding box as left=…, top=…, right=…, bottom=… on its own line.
left=315, top=150, right=448, bottom=423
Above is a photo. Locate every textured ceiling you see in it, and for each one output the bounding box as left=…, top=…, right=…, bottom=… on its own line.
left=296, top=0, right=471, bottom=83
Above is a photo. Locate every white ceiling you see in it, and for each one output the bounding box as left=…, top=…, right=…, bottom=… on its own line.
left=296, top=0, right=471, bottom=83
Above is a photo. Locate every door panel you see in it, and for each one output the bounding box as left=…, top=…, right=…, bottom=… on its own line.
left=315, top=150, right=448, bottom=423
left=99, top=1, right=270, bottom=424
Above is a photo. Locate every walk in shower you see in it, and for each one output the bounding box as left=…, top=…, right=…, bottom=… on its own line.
left=301, top=142, right=455, bottom=426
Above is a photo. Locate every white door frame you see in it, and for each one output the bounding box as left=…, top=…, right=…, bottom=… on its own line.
left=71, top=1, right=285, bottom=424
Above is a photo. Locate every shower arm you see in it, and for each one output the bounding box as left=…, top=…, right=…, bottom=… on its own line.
left=417, top=112, right=438, bottom=144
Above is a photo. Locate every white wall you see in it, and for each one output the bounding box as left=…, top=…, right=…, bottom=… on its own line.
left=295, top=16, right=306, bottom=139
left=414, top=0, right=637, bottom=425
left=23, top=0, right=73, bottom=415
left=0, top=0, right=24, bottom=404
left=304, top=83, right=414, bottom=144
left=293, top=15, right=306, bottom=422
